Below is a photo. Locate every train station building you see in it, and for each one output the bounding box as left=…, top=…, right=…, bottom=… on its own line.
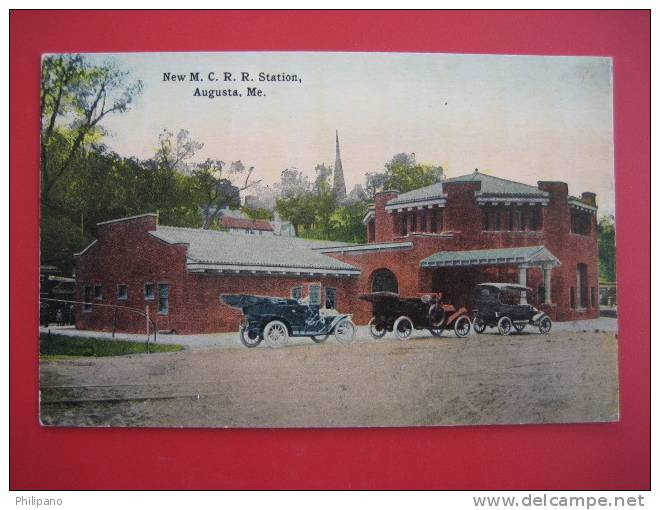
left=74, top=170, right=600, bottom=334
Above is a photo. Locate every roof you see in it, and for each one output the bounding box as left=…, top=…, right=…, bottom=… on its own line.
left=386, top=170, right=549, bottom=209
left=420, top=245, right=561, bottom=268
left=476, top=282, right=531, bottom=291
left=219, top=216, right=273, bottom=231
left=386, top=182, right=446, bottom=207
left=445, top=171, right=548, bottom=198
left=150, top=225, right=360, bottom=276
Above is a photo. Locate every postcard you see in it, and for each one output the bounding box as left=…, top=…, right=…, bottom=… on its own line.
left=39, top=51, right=617, bottom=427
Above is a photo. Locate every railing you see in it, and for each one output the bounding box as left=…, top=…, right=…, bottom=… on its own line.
left=39, top=298, right=158, bottom=351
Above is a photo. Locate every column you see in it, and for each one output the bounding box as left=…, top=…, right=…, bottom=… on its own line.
left=543, top=266, right=552, bottom=304
left=518, top=265, right=528, bottom=304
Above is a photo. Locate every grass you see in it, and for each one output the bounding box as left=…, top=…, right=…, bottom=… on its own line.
left=39, top=333, right=184, bottom=359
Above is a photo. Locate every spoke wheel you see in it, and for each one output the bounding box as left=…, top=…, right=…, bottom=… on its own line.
left=368, top=317, right=387, bottom=339
left=311, top=334, right=329, bottom=343
left=513, top=323, right=526, bottom=333
left=473, top=317, right=486, bottom=334
left=334, top=318, right=356, bottom=345
left=428, top=304, right=446, bottom=329
left=239, top=325, right=262, bottom=348
left=497, top=316, right=513, bottom=336
left=429, top=327, right=443, bottom=337
left=454, top=316, right=471, bottom=338
left=538, top=316, right=552, bottom=334
left=393, top=316, right=413, bottom=341
left=263, top=320, right=289, bottom=348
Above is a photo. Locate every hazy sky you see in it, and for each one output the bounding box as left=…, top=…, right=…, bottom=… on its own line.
left=88, top=52, right=614, bottom=214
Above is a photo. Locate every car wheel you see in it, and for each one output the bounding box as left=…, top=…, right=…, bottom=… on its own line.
left=513, top=323, right=526, bottom=333
left=393, top=316, right=413, bottom=340
left=473, top=317, right=486, bottom=334
left=263, top=320, right=289, bottom=348
left=538, top=316, right=552, bottom=334
left=454, top=315, right=471, bottom=338
left=497, top=316, right=513, bottom=336
left=311, top=334, right=329, bottom=343
left=239, top=325, right=262, bottom=348
left=334, top=318, right=356, bottom=345
left=428, top=304, right=446, bottom=329
left=368, top=317, right=387, bottom=339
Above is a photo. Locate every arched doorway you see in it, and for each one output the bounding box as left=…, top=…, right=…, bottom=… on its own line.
left=371, top=268, right=399, bottom=294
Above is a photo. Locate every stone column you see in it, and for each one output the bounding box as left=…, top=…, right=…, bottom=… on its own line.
left=518, top=266, right=528, bottom=304
left=543, top=266, right=553, bottom=304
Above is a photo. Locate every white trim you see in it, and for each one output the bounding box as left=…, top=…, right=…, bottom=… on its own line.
left=73, top=239, right=98, bottom=257
left=314, top=241, right=414, bottom=254
left=97, top=213, right=157, bottom=226
left=476, top=196, right=549, bottom=206
left=385, top=197, right=447, bottom=212
left=568, top=198, right=598, bottom=213
left=187, top=263, right=360, bottom=277
left=362, top=210, right=375, bottom=224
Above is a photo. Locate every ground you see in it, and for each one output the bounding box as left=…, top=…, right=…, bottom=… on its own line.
left=39, top=321, right=619, bottom=428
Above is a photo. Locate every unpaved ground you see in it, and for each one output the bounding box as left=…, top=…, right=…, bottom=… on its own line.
left=40, top=331, right=619, bottom=427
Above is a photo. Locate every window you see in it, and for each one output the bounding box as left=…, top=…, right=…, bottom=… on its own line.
left=308, top=284, right=321, bottom=306
left=577, top=264, right=588, bottom=308
left=494, top=208, right=501, bottom=230
left=570, top=209, right=592, bottom=235
left=516, top=208, right=523, bottom=231
left=291, top=286, right=302, bottom=300
left=144, top=283, right=155, bottom=300
left=538, top=286, right=546, bottom=303
left=117, top=284, right=128, bottom=301
left=430, top=209, right=438, bottom=233
left=83, top=286, right=92, bottom=312
left=400, top=214, right=407, bottom=236
left=420, top=211, right=427, bottom=232
left=325, top=287, right=337, bottom=309
left=482, top=207, right=489, bottom=231
left=590, top=287, right=597, bottom=308
left=158, top=283, right=169, bottom=314
left=409, top=213, right=417, bottom=233
left=94, top=284, right=103, bottom=300
left=569, top=287, right=576, bottom=309
left=530, top=207, right=541, bottom=231
left=507, top=207, right=514, bottom=231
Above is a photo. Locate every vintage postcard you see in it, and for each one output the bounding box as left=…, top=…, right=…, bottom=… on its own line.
left=39, top=52, right=617, bottom=427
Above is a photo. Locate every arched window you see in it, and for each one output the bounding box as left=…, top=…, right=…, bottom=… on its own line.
left=371, top=268, right=399, bottom=293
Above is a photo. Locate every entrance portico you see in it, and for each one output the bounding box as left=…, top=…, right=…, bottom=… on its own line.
left=420, top=245, right=561, bottom=306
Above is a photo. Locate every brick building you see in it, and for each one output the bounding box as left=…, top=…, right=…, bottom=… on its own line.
left=74, top=170, right=599, bottom=334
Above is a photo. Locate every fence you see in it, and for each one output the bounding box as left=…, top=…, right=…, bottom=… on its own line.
left=39, top=297, right=158, bottom=349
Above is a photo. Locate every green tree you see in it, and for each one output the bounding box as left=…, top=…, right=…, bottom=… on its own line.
left=383, top=153, right=443, bottom=193
left=598, top=214, right=616, bottom=282
left=40, top=54, right=142, bottom=206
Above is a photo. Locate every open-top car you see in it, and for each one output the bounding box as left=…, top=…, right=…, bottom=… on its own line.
left=221, top=294, right=356, bottom=348
left=359, top=292, right=471, bottom=340
left=472, top=283, right=552, bottom=336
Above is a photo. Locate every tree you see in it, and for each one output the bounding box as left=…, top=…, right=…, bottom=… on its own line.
left=40, top=54, right=142, bottom=206
left=313, top=163, right=333, bottom=194
left=155, top=128, right=204, bottom=174
left=364, top=171, right=388, bottom=200
left=278, top=167, right=311, bottom=198
left=383, top=152, right=443, bottom=193
left=598, top=214, right=616, bottom=282
left=192, top=159, right=240, bottom=229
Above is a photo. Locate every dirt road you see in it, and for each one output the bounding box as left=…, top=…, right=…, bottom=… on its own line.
left=40, top=331, right=619, bottom=427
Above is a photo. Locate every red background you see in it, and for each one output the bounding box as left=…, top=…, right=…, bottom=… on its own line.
left=10, top=10, right=650, bottom=489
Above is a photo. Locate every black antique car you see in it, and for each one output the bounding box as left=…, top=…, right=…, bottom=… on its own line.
left=472, top=283, right=552, bottom=335
left=359, top=292, right=472, bottom=340
left=221, top=294, right=356, bottom=348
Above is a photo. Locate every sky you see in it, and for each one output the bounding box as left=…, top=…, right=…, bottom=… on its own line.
left=87, top=52, right=615, bottom=214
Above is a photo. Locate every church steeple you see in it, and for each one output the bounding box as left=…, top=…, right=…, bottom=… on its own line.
left=333, top=130, right=347, bottom=199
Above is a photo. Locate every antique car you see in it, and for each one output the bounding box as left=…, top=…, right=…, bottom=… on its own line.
left=359, top=292, right=472, bottom=340
left=472, top=283, right=552, bottom=335
left=221, top=294, right=356, bottom=348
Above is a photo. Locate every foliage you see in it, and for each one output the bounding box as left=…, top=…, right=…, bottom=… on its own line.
left=40, top=54, right=142, bottom=205
left=242, top=207, right=273, bottom=221
left=39, top=333, right=183, bottom=359
left=382, top=152, right=443, bottom=193
left=598, top=214, right=616, bottom=282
